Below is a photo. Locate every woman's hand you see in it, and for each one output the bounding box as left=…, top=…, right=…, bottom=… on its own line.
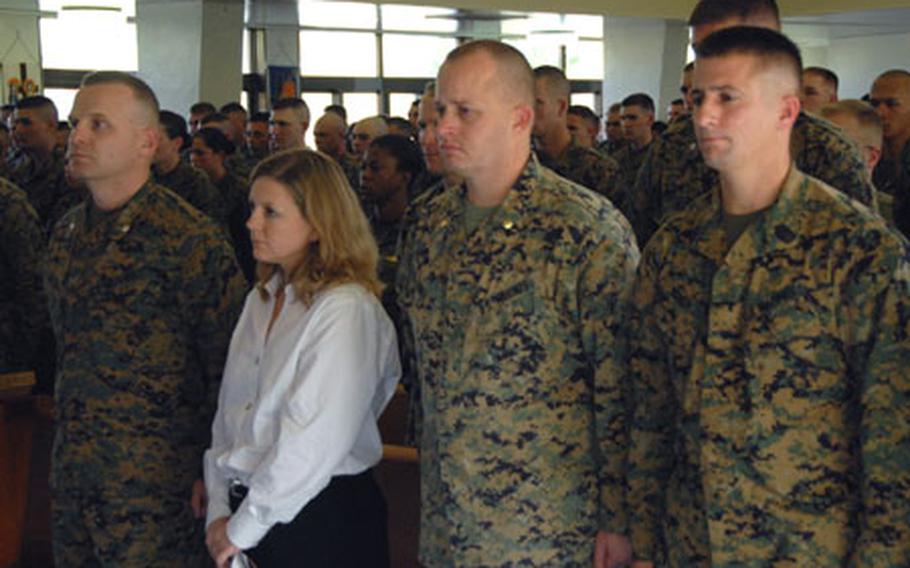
left=206, top=516, right=241, bottom=568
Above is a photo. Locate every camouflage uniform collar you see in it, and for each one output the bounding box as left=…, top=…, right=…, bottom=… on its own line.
left=95, top=181, right=155, bottom=242
left=700, top=165, right=807, bottom=265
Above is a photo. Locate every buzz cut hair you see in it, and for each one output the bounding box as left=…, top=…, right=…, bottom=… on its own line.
left=219, top=102, right=247, bottom=116
left=695, top=26, right=802, bottom=89
left=804, top=66, right=839, bottom=91
left=622, top=93, right=655, bottom=114
left=533, top=65, right=571, bottom=101
left=819, top=99, right=883, bottom=148
left=250, top=111, right=270, bottom=124
left=689, top=0, right=780, bottom=28
left=568, top=105, right=599, bottom=130
left=608, top=102, right=622, bottom=114
left=273, top=97, right=311, bottom=125
left=875, top=69, right=910, bottom=84
left=190, top=101, right=216, bottom=115
left=442, top=40, right=534, bottom=106
left=15, top=95, right=58, bottom=123
left=80, top=71, right=160, bottom=126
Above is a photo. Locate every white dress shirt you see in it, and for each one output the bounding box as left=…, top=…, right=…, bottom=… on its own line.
left=203, top=278, right=401, bottom=549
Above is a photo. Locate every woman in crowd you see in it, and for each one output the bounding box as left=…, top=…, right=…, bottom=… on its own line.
left=203, top=149, right=401, bottom=568
left=191, top=126, right=255, bottom=282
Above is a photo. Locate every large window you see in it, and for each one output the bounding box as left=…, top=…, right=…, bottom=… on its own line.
left=39, top=0, right=137, bottom=71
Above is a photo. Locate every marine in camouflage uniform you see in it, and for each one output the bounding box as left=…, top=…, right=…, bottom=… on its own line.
left=45, top=181, right=247, bottom=566
left=397, top=155, right=639, bottom=565
left=7, top=146, right=84, bottom=233
left=0, top=177, right=53, bottom=387
left=609, top=138, right=655, bottom=219
left=873, top=139, right=910, bottom=236
left=153, top=160, right=222, bottom=223
left=631, top=112, right=877, bottom=245
left=626, top=167, right=910, bottom=566
left=538, top=137, right=621, bottom=205
left=215, top=171, right=254, bottom=284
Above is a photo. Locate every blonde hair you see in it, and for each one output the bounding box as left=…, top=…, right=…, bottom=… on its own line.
left=251, top=149, right=382, bottom=304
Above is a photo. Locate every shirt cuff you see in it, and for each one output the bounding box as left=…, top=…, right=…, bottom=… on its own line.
left=227, top=503, right=273, bottom=550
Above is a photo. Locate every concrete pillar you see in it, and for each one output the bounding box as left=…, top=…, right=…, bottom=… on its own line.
left=0, top=0, right=42, bottom=105
left=247, top=0, right=299, bottom=68
left=137, top=0, right=243, bottom=116
left=603, top=16, right=688, bottom=114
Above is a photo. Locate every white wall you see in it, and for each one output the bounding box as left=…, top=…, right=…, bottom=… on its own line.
left=603, top=16, right=688, bottom=113
left=828, top=32, right=910, bottom=98
left=0, top=0, right=42, bottom=104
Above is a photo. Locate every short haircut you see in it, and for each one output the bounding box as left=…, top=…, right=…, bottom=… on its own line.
left=683, top=61, right=695, bottom=73
left=568, top=105, right=599, bottom=130
left=423, top=81, right=436, bottom=98
left=16, top=96, right=58, bottom=123
left=194, top=126, right=236, bottom=155
left=695, top=26, right=802, bottom=88
left=201, top=112, right=229, bottom=126
left=0, top=122, right=8, bottom=133
left=820, top=99, right=883, bottom=148
left=249, top=111, right=270, bottom=124
left=80, top=71, right=160, bottom=126
left=875, top=69, right=910, bottom=84
left=652, top=121, right=668, bottom=135
left=689, top=0, right=780, bottom=28
left=608, top=102, right=622, bottom=114
left=442, top=40, right=534, bottom=106
left=671, top=98, right=685, bottom=106
left=622, top=93, right=656, bottom=114
left=324, top=104, right=347, bottom=121
left=369, top=134, right=425, bottom=191
left=1, top=104, right=13, bottom=112
left=159, top=110, right=188, bottom=141
left=57, top=121, right=70, bottom=131
left=533, top=65, right=570, bottom=100
left=219, top=102, right=247, bottom=115
left=386, top=116, right=414, bottom=138
left=273, top=97, right=310, bottom=125
left=804, top=66, right=839, bottom=91
left=251, top=149, right=381, bottom=304
left=190, top=101, right=216, bottom=115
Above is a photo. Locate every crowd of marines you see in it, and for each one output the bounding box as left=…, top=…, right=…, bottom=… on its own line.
left=0, top=0, right=908, bottom=566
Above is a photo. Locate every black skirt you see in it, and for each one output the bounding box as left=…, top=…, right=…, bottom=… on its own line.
left=229, top=469, right=390, bottom=568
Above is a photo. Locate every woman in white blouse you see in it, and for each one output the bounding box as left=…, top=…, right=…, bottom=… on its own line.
left=203, top=149, right=401, bottom=568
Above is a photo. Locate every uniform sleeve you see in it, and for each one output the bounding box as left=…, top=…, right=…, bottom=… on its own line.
left=227, top=294, right=397, bottom=549
left=845, top=243, right=910, bottom=565
left=178, top=228, right=247, bottom=448
left=0, top=188, right=52, bottom=380
left=580, top=214, right=639, bottom=534
left=629, top=142, right=661, bottom=247
left=625, top=240, right=675, bottom=563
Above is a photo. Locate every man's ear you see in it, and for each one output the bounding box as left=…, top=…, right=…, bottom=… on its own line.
left=514, top=103, right=534, bottom=132
left=779, top=93, right=801, bottom=130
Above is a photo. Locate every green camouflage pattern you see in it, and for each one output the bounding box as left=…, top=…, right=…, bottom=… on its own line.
left=632, top=112, right=877, bottom=245
left=609, top=141, right=653, bottom=219
left=45, top=181, right=247, bottom=565
left=6, top=147, right=84, bottom=233
left=538, top=137, right=621, bottom=205
left=225, top=149, right=255, bottom=182
left=153, top=161, right=222, bottom=223
left=873, top=141, right=910, bottom=237
left=626, top=167, right=910, bottom=567
left=397, top=155, right=639, bottom=566
left=215, top=172, right=254, bottom=284
left=598, top=138, right=631, bottom=159
left=0, top=177, right=53, bottom=384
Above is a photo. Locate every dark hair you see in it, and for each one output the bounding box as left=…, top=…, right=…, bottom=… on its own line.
left=273, top=97, right=310, bottom=125
left=804, top=66, right=839, bottom=91
left=533, top=65, right=570, bottom=99
left=608, top=102, right=622, bottom=114
left=250, top=111, right=270, bottom=124
left=194, top=126, right=235, bottom=155
left=369, top=134, right=425, bottom=192
left=81, top=71, right=159, bottom=125
left=652, top=121, right=668, bottom=135
left=324, top=104, right=347, bottom=121
left=57, top=121, right=70, bottom=131
left=201, top=112, right=229, bottom=126
left=190, top=101, right=216, bottom=115
left=695, top=26, right=802, bottom=83
left=0, top=122, right=9, bottom=133
left=16, top=95, right=58, bottom=123
left=684, top=61, right=695, bottom=72
left=159, top=110, right=188, bottom=141
left=689, top=0, right=780, bottom=28
left=622, top=93, right=655, bottom=114
left=219, top=102, right=247, bottom=115
left=567, top=105, right=599, bottom=129
left=671, top=98, right=685, bottom=106
left=386, top=116, right=415, bottom=138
